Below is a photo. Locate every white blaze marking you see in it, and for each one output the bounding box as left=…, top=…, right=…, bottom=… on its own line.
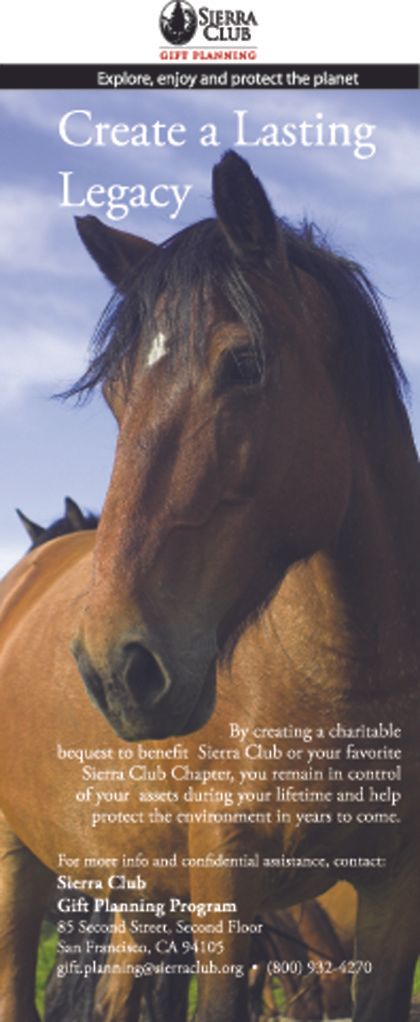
left=147, top=332, right=168, bottom=368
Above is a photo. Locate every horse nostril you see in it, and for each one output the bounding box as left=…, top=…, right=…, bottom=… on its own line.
left=119, top=642, right=169, bottom=709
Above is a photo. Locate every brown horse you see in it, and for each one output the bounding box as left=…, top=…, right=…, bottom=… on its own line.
left=12, top=498, right=354, bottom=1022
left=0, top=153, right=418, bottom=1022
left=16, top=496, right=98, bottom=548
left=71, top=152, right=419, bottom=1020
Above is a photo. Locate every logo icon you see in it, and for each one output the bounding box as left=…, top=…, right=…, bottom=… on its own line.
left=159, top=0, right=198, bottom=44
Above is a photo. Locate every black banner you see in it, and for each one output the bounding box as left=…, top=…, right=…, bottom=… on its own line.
left=0, top=63, right=418, bottom=89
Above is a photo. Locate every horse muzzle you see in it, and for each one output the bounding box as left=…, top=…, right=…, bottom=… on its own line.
left=71, top=632, right=218, bottom=741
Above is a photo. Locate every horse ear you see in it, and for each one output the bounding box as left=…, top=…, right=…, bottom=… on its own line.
left=64, top=497, right=86, bottom=532
left=16, top=508, right=44, bottom=543
left=212, top=151, right=279, bottom=265
left=75, top=216, right=156, bottom=289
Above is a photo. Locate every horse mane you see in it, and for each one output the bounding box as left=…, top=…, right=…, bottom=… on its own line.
left=17, top=501, right=99, bottom=550
left=62, top=216, right=409, bottom=428
left=32, top=511, right=98, bottom=548
left=282, top=220, right=409, bottom=424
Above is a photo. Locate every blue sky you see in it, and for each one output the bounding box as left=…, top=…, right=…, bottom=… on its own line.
left=1, top=88, right=419, bottom=574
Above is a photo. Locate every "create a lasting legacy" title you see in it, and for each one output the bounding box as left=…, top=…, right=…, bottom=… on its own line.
left=58, top=108, right=377, bottom=223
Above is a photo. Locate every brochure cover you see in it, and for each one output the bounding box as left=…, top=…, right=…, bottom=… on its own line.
left=0, top=12, right=419, bottom=1022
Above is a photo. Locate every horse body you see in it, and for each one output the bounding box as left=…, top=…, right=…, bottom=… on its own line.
left=0, top=153, right=419, bottom=1021
left=0, top=535, right=191, bottom=1022
left=0, top=534, right=358, bottom=1021
left=0, top=528, right=417, bottom=1021
left=0, top=536, right=184, bottom=875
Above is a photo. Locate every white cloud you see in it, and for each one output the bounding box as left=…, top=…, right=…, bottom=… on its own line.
left=373, top=126, right=420, bottom=192
left=391, top=312, right=420, bottom=368
left=0, top=187, right=58, bottom=272
left=0, top=91, right=60, bottom=133
left=401, top=335, right=420, bottom=367
left=0, top=325, right=86, bottom=407
left=0, top=184, right=98, bottom=277
left=307, top=123, right=420, bottom=196
left=0, top=544, right=27, bottom=579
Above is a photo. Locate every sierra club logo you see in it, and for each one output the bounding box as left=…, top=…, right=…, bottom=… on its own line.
left=160, top=1, right=198, bottom=44
left=159, top=3, right=258, bottom=45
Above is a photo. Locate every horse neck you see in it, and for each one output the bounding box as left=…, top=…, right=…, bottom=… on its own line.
left=330, top=400, right=419, bottom=687
left=268, top=399, right=419, bottom=705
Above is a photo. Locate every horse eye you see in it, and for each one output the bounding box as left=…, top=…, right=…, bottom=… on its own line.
left=216, top=346, right=264, bottom=393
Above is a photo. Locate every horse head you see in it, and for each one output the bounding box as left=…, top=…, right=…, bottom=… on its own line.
left=72, top=153, right=356, bottom=739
